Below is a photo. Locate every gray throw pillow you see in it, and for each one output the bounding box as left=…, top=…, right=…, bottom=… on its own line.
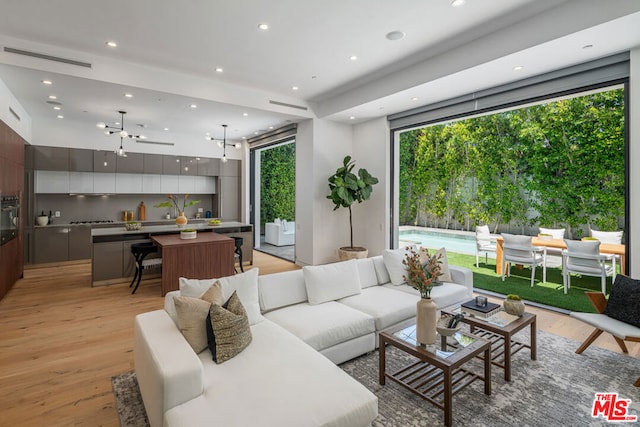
left=604, top=275, right=640, bottom=328
left=206, top=291, right=252, bottom=363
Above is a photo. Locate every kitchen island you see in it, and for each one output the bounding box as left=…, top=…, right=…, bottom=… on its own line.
left=91, top=221, right=252, bottom=287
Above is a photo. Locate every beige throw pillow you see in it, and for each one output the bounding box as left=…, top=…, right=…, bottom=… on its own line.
left=206, top=291, right=252, bottom=364
left=174, top=282, right=224, bottom=353
left=419, top=247, right=452, bottom=283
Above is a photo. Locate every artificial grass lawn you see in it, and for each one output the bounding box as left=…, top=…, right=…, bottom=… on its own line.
left=444, top=251, right=609, bottom=313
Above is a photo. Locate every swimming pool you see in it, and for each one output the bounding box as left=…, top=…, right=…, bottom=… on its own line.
left=399, top=229, right=482, bottom=255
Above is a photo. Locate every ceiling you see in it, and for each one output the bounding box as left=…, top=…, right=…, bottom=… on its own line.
left=0, top=0, right=639, bottom=155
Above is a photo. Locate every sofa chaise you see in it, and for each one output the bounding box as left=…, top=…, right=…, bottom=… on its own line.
left=134, top=248, right=473, bottom=427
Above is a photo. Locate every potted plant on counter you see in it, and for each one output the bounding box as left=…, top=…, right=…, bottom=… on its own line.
left=327, top=155, right=379, bottom=260
left=155, top=194, right=200, bottom=227
left=180, top=228, right=197, bottom=240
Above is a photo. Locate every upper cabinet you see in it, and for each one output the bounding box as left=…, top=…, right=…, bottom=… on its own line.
left=69, top=149, right=94, bottom=172
left=162, top=155, right=181, bottom=175
left=116, top=152, right=144, bottom=173
left=180, top=156, right=197, bottom=176
left=220, top=159, right=240, bottom=177
left=197, top=158, right=220, bottom=176
left=33, top=146, right=69, bottom=171
left=35, top=170, right=70, bottom=193
left=143, top=154, right=163, bottom=174
left=94, top=151, right=116, bottom=172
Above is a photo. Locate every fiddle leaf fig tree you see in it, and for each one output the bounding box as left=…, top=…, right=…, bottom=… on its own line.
left=327, top=155, right=379, bottom=249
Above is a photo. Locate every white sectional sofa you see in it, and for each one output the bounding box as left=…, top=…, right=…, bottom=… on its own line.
left=134, top=250, right=473, bottom=427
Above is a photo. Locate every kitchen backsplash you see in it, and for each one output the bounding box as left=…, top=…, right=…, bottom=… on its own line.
left=35, top=193, right=216, bottom=224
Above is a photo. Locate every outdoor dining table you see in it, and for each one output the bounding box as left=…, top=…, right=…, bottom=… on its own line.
left=495, top=236, right=626, bottom=276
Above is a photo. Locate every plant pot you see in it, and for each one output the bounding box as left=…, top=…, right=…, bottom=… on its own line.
left=338, top=246, right=368, bottom=261
left=504, top=299, right=525, bottom=316
left=175, top=212, right=188, bottom=228
left=180, top=230, right=197, bottom=240
left=416, top=297, right=437, bottom=345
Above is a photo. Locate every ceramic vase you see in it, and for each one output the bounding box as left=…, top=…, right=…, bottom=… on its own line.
left=504, top=299, right=525, bottom=316
left=416, top=297, right=437, bottom=345
left=175, top=211, right=188, bottom=228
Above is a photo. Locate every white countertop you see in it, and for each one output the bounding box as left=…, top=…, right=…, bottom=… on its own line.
left=91, top=221, right=249, bottom=236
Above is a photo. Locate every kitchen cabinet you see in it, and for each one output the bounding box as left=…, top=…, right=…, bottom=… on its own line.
left=116, top=152, right=144, bottom=173
left=162, top=156, right=181, bottom=175
left=69, top=172, right=94, bottom=193
left=24, top=145, right=34, bottom=170
left=221, top=159, right=240, bottom=177
left=178, top=175, right=195, bottom=193
left=194, top=176, right=216, bottom=194
left=69, top=149, right=94, bottom=172
left=94, top=151, right=116, bottom=172
left=218, top=176, right=239, bottom=220
left=93, top=173, right=116, bottom=193
left=143, top=154, right=163, bottom=174
left=92, top=241, right=124, bottom=282
left=179, top=156, right=197, bottom=175
left=33, top=146, right=69, bottom=171
left=35, top=170, right=70, bottom=193
left=160, top=175, right=179, bottom=193
left=34, top=226, right=69, bottom=263
left=142, top=174, right=162, bottom=193
left=116, top=173, right=143, bottom=193
left=197, top=158, right=220, bottom=176
left=68, top=225, right=92, bottom=260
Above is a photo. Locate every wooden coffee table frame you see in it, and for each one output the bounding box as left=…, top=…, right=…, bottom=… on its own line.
left=454, top=311, right=537, bottom=382
left=379, top=321, right=491, bottom=427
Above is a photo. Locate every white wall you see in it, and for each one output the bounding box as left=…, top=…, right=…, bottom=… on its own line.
left=629, top=46, right=640, bottom=278
left=295, top=118, right=354, bottom=265
left=0, top=77, right=31, bottom=142
left=352, top=117, right=390, bottom=256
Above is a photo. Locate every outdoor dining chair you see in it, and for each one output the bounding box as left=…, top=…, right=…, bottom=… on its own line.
left=562, top=239, right=615, bottom=295
left=501, top=233, right=547, bottom=287
left=475, top=225, right=496, bottom=267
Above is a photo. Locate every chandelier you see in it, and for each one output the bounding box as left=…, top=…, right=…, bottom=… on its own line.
left=205, top=124, right=241, bottom=163
left=96, top=110, right=144, bottom=157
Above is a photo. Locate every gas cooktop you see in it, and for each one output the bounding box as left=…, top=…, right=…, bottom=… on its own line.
left=69, top=220, right=115, bottom=224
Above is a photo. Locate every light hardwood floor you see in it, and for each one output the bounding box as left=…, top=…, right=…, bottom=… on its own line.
left=0, top=252, right=637, bottom=426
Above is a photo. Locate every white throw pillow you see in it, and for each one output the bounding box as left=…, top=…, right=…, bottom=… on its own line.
left=431, top=247, right=452, bottom=283
left=282, top=219, right=288, bottom=232
left=356, top=258, right=379, bottom=288
left=382, top=246, right=416, bottom=286
left=303, top=259, right=361, bottom=305
left=179, top=269, right=263, bottom=325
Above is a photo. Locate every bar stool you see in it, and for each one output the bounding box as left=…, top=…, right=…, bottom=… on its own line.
left=232, top=236, right=244, bottom=273
left=130, top=242, right=161, bottom=294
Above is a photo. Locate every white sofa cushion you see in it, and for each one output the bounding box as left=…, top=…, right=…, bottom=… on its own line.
left=382, top=246, right=416, bottom=285
left=258, top=269, right=307, bottom=312
left=163, top=319, right=378, bottom=427
left=303, top=259, right=361, bottom=305
left=264, top=301, right=375, bottom=351
left=178, top=269, right=263, bottom=325
left=338, top=286, right=418, bottom=331
left=372, top=255, right=390, bottom=285
left=387, top=282, right=471, bottom=310
left=356, top=258, right=379, bottom=288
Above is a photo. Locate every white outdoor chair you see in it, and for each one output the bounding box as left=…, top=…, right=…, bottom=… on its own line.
left=590, top=229, right=623, bottom=267
left=562, top=239, right=615, bottom=295
left=501, top=233, right=546, bottom=287
left=475, top=225, right=496, bottom=267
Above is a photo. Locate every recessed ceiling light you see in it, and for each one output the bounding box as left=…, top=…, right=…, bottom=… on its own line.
left=582, top=44, right=594, bottom=49
left=243, top=113, right=249, bottom=117
left=349, top=116, right=356, bottom=120
left=124, top=93, right=133, bottom=98
left=53, top=106, right=61, bottom=110
left=411, top=97, right=419, bottom=101
left=215, top=67, right=224, bottom=73
left=242, top=136, right=247, bottom=140
left=205, top=132, right=210, bottom=136
left=258, top=23, right=269, bottom=30
left=164, top=127, right=169, bottom=131
left=386, top=31, right=405, bottom=41
left=292, top=86, right=299, bottom=91
left=42, top=79, right=52, bottom=85
left=48, top=95, right=57, bottom=100
left=57, top=115, right=64, bottom=119
left=106, top=41, right=118, bottom=48
left=349, top=55, right=358, bottom=61
left=513, top=65, right=524, bottom=71
left=190, top=104, right=197, bottom=109
left=254, top=131, right=259, bottom=135
left=269, top=126, right=274, bottom=130
left=451, top=0, right=466, bottom=7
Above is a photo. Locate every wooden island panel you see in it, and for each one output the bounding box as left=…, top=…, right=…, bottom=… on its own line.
left=151, top=232, right=235, bottom=295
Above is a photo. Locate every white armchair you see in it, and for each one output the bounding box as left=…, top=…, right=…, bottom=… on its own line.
left=562, top=239, right=615, bottom=295
left=265, top=219, right=295, bottom=246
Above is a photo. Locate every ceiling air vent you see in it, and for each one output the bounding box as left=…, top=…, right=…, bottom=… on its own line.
left=4, top=47, right=92, bottom=68
left=9, top=107, right=20, bottom=121
left=135, top=139, right=175, bottom=146
left=269, top=100, right=308, bottom=111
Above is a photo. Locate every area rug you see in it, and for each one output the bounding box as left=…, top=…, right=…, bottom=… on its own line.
left=112, top=329, right=640, bottom=426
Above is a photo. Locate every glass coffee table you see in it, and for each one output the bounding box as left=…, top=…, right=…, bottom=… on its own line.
left=379, top=320, right=491, bottom=427
left=447, top=308, right=537, bottom=381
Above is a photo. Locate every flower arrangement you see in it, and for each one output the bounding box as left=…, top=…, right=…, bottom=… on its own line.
left=154, top=194, right=200, bottom=213
left=402, top=247, right=442, bottom=299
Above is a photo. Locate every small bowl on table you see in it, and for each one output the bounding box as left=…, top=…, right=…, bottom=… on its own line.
left=125, top=222, right=142, bottom=231
left=436, top=314, right=463, bottom=337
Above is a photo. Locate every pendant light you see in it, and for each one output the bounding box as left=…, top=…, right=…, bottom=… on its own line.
left=206, top=124, right=241, bottom=162
left=96, top=110, right=144, bottom=157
